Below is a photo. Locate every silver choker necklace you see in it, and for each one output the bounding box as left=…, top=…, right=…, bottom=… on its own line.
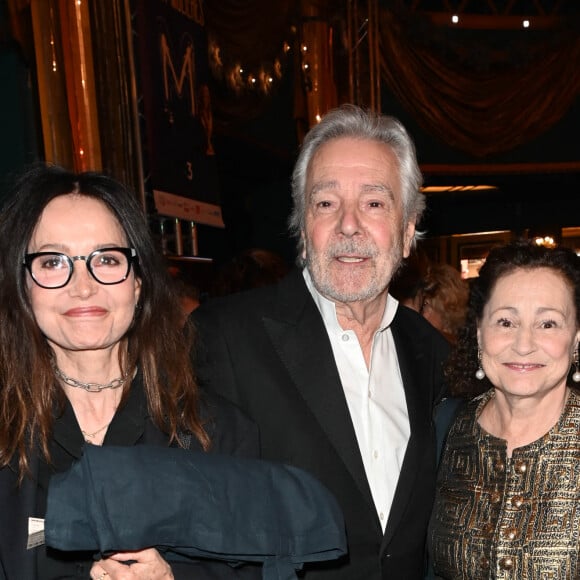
left=54, top=367, right=131, bottom=393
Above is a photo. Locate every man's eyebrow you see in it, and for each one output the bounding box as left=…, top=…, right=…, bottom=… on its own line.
left=309, top=180, right=339, bottom=197
left=360, top=183, right=395, bottom=200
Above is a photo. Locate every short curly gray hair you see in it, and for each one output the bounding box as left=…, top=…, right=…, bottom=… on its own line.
left=288, top=104, right=425, bottom=263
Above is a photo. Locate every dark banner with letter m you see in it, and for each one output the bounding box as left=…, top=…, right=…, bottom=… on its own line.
left=134, top=0, right=223, bottom=227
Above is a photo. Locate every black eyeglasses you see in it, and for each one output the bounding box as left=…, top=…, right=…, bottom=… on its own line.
left=23, top=247, right=137, bottom=289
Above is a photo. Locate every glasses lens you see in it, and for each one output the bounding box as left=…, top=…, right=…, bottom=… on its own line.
left=88, top=249, right=130, bottom=284
left=30, top=254, right=71, bottom=288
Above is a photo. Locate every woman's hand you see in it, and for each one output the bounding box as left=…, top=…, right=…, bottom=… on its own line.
left=90, top=548, right=174, bottom=580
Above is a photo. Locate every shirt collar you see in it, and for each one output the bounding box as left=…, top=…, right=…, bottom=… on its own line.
left=303, top=267, right=399, bottom=334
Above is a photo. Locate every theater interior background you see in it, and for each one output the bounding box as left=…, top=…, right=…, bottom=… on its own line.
left=1, top=0, right=579, bottom=286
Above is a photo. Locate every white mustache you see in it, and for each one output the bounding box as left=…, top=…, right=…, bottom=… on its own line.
left=325, top=241, right=378, bottom=259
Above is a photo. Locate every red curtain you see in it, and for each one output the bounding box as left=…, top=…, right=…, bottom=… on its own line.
left=379, top=8, right=580, bottom=157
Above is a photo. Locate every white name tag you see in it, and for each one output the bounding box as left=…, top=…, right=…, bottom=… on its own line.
left=27, top=517, right=45, bottom=549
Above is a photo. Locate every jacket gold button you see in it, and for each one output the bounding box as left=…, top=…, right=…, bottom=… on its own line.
left=502, top=527, right=517, bottom=540
left=511, top=495, right=524, bottom=508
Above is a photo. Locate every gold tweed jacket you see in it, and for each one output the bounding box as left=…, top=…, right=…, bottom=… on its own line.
left=429, top=388, right=580, bottom=580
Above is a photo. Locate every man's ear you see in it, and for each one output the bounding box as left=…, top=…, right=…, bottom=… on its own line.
left=402, top=220, right=416, bottom=258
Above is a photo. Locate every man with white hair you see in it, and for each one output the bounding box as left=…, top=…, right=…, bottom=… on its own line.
left=193, top=105, right=449, bottom=579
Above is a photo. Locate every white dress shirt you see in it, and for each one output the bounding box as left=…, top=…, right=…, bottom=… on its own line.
left=304, top=269, right=410, bottom=531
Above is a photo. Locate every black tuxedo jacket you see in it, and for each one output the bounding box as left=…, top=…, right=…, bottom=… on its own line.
left=193, top=269, right=450, bottom=580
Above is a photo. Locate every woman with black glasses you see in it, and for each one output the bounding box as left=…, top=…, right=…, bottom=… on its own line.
left=0, top=164, right=259, bottom=580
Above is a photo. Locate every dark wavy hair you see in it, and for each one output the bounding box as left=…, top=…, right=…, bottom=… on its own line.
left=0, top=164, right=209, bottom=479
left=446, top=240, right=580, bottom=398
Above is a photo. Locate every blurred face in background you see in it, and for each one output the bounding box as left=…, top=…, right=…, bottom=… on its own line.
left=422, top=300, right=444, bottom=333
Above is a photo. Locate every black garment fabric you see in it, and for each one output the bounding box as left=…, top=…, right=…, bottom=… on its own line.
left=433, top=397, right=466, bottom=463
left=0, top=374, right=260, bottom=580
left=45, top=445, right=347, bottom=580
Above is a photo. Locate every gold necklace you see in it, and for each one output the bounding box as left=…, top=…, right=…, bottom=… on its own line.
left=81, top=421, right=111, bottom=443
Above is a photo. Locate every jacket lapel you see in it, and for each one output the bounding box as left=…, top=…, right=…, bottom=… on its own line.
left=381, top=311, right=435, bottom=547
left=262, top=271, right=375, bottom=509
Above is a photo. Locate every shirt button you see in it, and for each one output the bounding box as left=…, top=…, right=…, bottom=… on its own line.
left=515, top=461, right=527, bottom=474
left=494, top=460, right=505, bottom=473
left=379, top=511, right=384, bottom=521
left=373, top=450, right=379, bottom=459
left=498, top=557, right=514, bottom=570
left=341, top=334, right=349, bottom=342
left=502, top=527, right=518, bottom=540
left=490, top=491, right=501, bottom=503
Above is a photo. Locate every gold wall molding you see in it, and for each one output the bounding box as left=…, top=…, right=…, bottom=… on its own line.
left=23, top=0, right=143, bottom=203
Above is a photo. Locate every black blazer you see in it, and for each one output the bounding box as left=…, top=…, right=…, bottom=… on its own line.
left=193, top=269, right=450, bottom=580
left=0, top=388, right=259, bottom=580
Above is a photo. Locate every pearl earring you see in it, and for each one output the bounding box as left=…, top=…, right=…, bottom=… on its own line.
left=475, top=347, right=485, bottom=380
left=573, top=344, right=580, bottom=383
